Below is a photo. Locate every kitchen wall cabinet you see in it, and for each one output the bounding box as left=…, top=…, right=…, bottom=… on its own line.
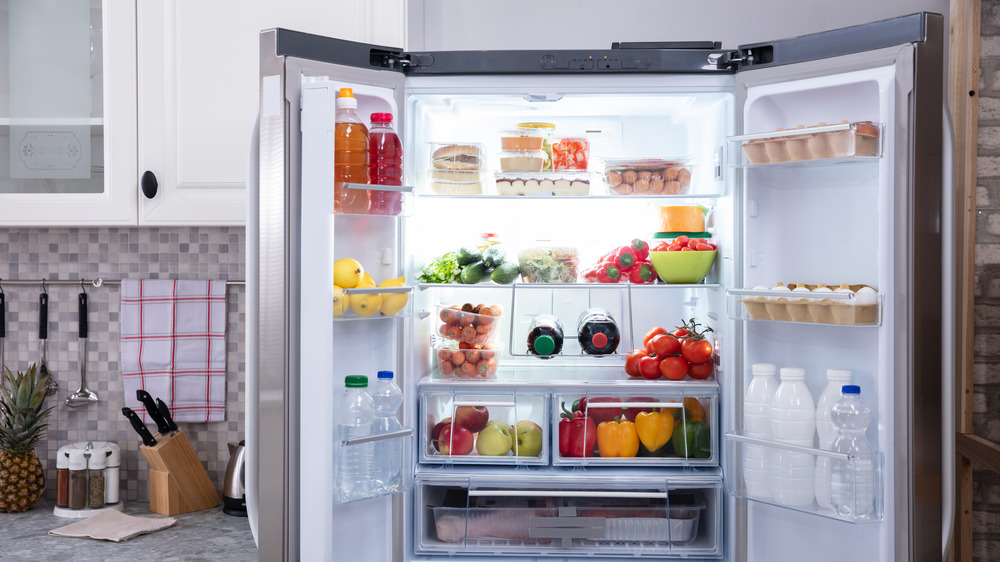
left=0, top=0, right=406, bottom=226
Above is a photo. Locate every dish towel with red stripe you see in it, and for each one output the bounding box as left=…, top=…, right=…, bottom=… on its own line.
left=121, top=279, right=227, bottom=423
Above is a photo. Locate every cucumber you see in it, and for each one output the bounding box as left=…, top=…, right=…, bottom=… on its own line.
left=455, top=246, right=482, bottom=266
left=459, top=261, right=490, bottom=284
left=491, top=262, right=520, bottom=284
left=483, top=246, right=506, bottom=268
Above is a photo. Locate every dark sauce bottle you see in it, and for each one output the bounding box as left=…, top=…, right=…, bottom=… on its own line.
left=578, top=308, right=621, bottom=355
left=526, top=314, right=564, bottom=358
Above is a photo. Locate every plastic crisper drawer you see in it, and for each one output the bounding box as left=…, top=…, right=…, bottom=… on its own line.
left=552, top=389, right=718, bottom=467
left=415, top=481, right=722, bottom=558
left=419, top=390, right=549, bottom=465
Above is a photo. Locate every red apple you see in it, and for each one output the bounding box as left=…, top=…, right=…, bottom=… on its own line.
left=431, top=417, right=452, bottom=452
left=454, top=405, right=490, bottom=433
left=437, top=425, right=474, bottom=455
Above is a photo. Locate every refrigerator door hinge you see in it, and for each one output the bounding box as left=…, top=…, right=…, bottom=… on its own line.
left=713, top=46, right=774, bottom=70
left=370, top=48, right=434, bottom=71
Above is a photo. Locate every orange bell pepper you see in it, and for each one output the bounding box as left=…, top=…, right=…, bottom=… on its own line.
left=596, top=418, right=639, bottom=457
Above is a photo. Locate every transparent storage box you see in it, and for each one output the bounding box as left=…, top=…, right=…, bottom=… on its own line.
left=552, top=392, right=717, bottom=467
left=517, top=246, right=580, bottom=283
left=436, top=303, right=504, bottom=345
left=419, top=391, right=548, bottom=465
left=432, top=339, right=501, bottom=380
left=728, top=121, right=882, bottom=167
left=602, top=158, right=693, bottom=196
left=724, top=430, right=884, bottom=523
left=426, top=142, right=486, bottom=195
left=415, top=482, right=722, bottom=558
left=494, top=172, right=591, bottom=196
left=728, top=285, right=882, bottom=326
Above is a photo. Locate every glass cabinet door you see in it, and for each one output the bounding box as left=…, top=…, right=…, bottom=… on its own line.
left=1, top=0, right=103, bottom=194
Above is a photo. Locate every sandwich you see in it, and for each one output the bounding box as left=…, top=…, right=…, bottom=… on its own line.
left=432, top=144, right=481, bottom=170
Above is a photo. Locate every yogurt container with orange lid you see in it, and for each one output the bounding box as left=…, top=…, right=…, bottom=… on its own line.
left=515, top=122, right=555, bottom=169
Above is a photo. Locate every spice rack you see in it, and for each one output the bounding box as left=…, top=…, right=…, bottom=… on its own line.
left=53, top=441, right=124, bottom=518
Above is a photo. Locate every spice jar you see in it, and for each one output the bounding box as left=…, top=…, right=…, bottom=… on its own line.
left=67, top=449, right=87, bottom=509
left=88, top=447, right=107, bottom=508
left=55, top=446, right=70, bottom=508
left=104, top=443, right=120, bottom=504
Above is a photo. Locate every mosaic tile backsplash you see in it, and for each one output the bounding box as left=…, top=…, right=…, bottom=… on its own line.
left=0, top=227, right=245, bottom=504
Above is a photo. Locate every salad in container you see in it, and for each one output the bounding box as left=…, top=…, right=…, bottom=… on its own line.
left=517, top=246, right=580, bottom=283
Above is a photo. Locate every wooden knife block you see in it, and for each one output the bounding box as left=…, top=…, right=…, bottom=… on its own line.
left=139, top=429, right=219, bottom=515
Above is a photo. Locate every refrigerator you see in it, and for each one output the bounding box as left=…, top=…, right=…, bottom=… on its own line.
left=248, top=11, right=953, bottom=562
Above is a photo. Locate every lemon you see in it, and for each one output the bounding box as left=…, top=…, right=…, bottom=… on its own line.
left=333, top=258, right=364, bottom=289
left=358, top=272, right=377, bottom=288
left=378, top=276, right=409, bottom=316
left=350, top=292, right=383, bottom=317
left=333, top=285, right=349, bottom=317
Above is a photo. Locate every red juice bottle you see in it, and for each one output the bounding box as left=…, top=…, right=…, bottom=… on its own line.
left=368, top=112, right=403, bottom=215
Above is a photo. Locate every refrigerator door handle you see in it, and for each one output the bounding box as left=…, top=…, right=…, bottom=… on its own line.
left=940, top=105, right=956, bottom=562
left=469, top=490, right=668, bottom=499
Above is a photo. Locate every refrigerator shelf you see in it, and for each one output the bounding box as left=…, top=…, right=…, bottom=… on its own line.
left=334, top=426, right=415, bottom=505
left=333, top=286, right=415, bottom=321
left=333, top=182, right=415, bottom=217
left=417, top=282, right=722, bottom=290
left=726, top=121, right=883, bottom=167
left=724, top=430, right=884, bottom=524
left=727, top=287, right=882, bottom=326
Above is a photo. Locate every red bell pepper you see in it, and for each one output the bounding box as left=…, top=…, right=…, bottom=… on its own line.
left=559, top=403, right=597, bottom=457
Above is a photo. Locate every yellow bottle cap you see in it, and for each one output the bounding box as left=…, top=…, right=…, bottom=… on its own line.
left=338, top=87, right=355, bottom=98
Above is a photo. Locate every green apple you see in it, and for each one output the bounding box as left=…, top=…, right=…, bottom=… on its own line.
left=514, top=420, right=543, bottom=457
left=476, top=419, right=513, bottom=456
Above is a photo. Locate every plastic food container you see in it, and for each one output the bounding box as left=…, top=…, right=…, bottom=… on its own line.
left=428, top=142, right=485, bottom=171
left=436, top=304, right=503, bottom=345
left=500, top=128, right=547, bottom=151
left=603, top=158, right=692, bottom=195
left=495, top=172, right=590, bottom=196
left=517, top=246, right=580, bottom=283
left=516, top=122, right=556, bottom=169
left=499, top=150, right=547, bottom=173
left=551, top=137, right=590, bottom=171
left=434, top=341, right=502, bottom=379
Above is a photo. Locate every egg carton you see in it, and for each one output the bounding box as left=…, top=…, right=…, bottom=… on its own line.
left=737, top=283, right=879, bottom=326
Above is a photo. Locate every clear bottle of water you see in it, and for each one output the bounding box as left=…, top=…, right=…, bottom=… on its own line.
left=830, top=385, right=875, bottom=520
left=337, top=375, right=374, bottom=503
left=743, top=363, right=778, bottom=499
left=815, top=369, right=852, bottom=509
left=370, top=370, right=403, bottom=494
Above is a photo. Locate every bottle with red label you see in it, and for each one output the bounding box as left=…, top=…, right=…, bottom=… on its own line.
left=577, top=308, right=621, bottom=355
left=368, top=112, right=403, bottom=215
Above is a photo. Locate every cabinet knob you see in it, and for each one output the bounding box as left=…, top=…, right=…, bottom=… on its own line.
left=141, top=171, right=158, bottom=199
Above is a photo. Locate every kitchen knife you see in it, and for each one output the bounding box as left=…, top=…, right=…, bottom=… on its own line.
left=155, top=397, right=179, bottom=433
left=137, top=389, right=171, bottom=434
left=121, top=407, right=157, bottom=447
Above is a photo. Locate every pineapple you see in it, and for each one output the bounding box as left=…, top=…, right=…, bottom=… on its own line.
left=0, top=364, right=53, bottom=513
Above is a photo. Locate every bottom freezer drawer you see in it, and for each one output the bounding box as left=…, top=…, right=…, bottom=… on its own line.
left=415, top=481, right=721, bottom=558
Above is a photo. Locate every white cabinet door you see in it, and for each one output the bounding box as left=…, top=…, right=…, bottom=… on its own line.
left=0, top=0, right=137, bottom=225
left=136, top=0, right=406, bottom=225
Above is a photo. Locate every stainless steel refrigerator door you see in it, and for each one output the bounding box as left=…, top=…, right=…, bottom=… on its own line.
left=731, top=13, right=946, bottom=562
left=254, top=28, right=405, bottom=561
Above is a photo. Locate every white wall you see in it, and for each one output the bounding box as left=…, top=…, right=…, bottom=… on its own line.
left=407, top=0, right=949, bottom=51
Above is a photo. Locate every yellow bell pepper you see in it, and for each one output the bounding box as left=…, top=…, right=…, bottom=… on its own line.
left=635, top=409, right=675, bottom=453
left=597, top=419, right=640, bottom=457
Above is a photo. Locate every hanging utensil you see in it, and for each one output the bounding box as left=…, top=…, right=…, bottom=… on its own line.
left=0, top=283, right=6, bottom=373
left=66, top=290, right=98, bottom=407
left=39, top=284, right=58, bottom=396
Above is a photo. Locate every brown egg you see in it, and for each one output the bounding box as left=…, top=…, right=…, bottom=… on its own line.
left=633, top=178, right=651, bottom=193
left=606, top=171, right=622, bottom=185
left=622, top=169, right=638, bottom=184
left=663, top=166, right=679, bottom=180
left=650, top=178, right=665, bottom=193
left=677, top=168, right=691, bottom=188
left=664, top=180, right=681, bottom=195
left=611, top=182, right=631, bottom=195
left=638, top=170, right=652, bottom=182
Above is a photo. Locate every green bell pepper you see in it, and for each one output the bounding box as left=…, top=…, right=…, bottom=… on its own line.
left=671, top=420, right=711, bottom=459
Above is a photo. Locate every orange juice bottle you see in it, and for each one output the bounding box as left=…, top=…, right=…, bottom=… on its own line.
left=334, top=88, right=370, bottom=214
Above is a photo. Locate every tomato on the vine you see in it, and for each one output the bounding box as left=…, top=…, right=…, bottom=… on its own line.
left=624, top=349, right=647, bottom=378
left=681, top=337, right=713, bottom=365
left=672, top=327, right=690, bottom=338
left=643, top=327, right=668, bottom=348
left=659, top=356, right=689, bottom=381
left=638, top=355, right=662, bottom=380
left=648, top=334, right=681, bottom=358
left=688, top=359, right=714, bottom=380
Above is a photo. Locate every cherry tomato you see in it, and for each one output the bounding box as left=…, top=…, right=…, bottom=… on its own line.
left=638, top=356, right=662, bottom=380
left=687, top=239, right=700, bottom=250
left=674, top=235, right=690, bottom=246
left=696, top=243, right=715, bottom=251
left=668, top=244, right=683, bottom=251
left=681, top=337, right=713, bottom=365
left=625, top=349, right=648, bottom=378
left=688, top=359, right=714, bottom=380
left=659, top=356, right=689, bottom=380
left=672, top=327, right=690, bottom=339
left=648, top=334, right=681, bottom=358
left=681, top=247, right=694, bottom=251
left=643, top=327, right=668, bottom=348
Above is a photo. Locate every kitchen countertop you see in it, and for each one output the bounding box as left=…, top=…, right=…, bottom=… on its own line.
left=1, top=499, right=257, bottom=561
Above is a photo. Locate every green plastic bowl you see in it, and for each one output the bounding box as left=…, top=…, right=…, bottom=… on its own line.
left=649, top=250, right=717, bottom=284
